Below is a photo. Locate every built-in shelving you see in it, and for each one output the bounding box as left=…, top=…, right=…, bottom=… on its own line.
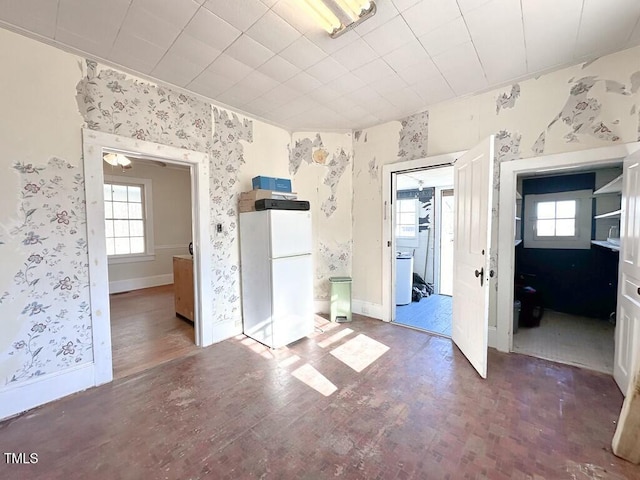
left=591, top=240, right=620, bottom=252
left=594, top=209, right=621, bottom=219
left=516, top=191, right=522, bottom=200
left=515, top=239, right=522, bottom=247
left=515, top=216, right=521, bottom=221
left=594, top=174, right=623, bottom=195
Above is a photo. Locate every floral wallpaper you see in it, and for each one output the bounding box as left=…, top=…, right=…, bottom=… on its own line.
left=321, top=149, right=350, bottom=218
left=494, top=130, right=522, bottom=190
left=210, top=107, right=253, bottom=324
left=531, top=131, right=546, bottom=156
left=77, top=63, right=257, bottom=328
left=316, top=240, right=352, bottom=300
left=398, top=111, right=429, bottom=160
left=1, top=158, right=92, bottom=384
left=496, top=84, right=521, bottom=114
left=531, top=74, right=637, bottom=153
left=76, top=61, right=211, bottom=153
left=288, top=134, right=351, bottom=218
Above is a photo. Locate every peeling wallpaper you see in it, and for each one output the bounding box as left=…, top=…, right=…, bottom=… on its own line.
left=76, top=60, right=211, bottom=153
left=1, top=159, right=92, bottom=384
left=352, top=45, right=640, bottom=312
left=398, top=111, right=429, bottom=161
left=0, top=28, right=91, bottom=387
left=289, top=132, right=353, bottom=299
left=209, top=108, right=253, bottom=324
left=496, top=84, right=521, bottom=114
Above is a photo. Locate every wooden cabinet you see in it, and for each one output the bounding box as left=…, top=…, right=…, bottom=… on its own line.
left=173, top=255, right=194, bottom=322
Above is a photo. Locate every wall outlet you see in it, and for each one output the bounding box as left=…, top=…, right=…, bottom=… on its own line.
left=216, top=223, right=222, bottom=233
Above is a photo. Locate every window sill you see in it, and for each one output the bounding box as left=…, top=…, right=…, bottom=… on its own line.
left=108, top=253, right=156, bottom=265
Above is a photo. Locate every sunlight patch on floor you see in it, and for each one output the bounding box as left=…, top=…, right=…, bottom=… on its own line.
left=318, top=327, right=354, bottom=348
left=291, top=363, right=337, bottom=396
left=240, top=336, right=274, bottom=359
left=278, top=354, right=301, bottom=368
left=330, top=334, right=390, bottom=373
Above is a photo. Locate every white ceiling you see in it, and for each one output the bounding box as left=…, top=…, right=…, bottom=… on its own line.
left=1, top=0, right=639, bottom=131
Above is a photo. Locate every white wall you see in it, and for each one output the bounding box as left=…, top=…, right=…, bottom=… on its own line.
left=104, top=162, right=192, bottom=291
left=352, top=45, right=640, bottom=324
left=0, top=28, right=92, bottom=396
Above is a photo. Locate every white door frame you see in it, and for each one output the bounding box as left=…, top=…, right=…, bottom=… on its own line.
left=436, top=186, right=455, bottom=295
left=82, top=129, right=212, bottom=385
left=382, top=151, right=464, bottom=322
left=496, top=141, right=640, bottom=353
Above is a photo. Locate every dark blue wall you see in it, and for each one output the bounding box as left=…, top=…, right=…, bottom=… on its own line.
left=516, top=173, right=617, bottom=318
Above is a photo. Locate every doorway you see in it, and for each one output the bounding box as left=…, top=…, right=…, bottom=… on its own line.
left=511, top=166, right=621, bottom=374
left=103, top=157, right=199, bottom=379
left=392, top=166, right=454, bottom=337
left=82, top=129, right=212, bottom=386
left=497, top=141, right=640, bottom=396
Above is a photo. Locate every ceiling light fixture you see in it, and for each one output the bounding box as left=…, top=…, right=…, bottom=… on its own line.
left=301, top=0, right=377, bottom=38
left=103, top=152, right=132, bottom=169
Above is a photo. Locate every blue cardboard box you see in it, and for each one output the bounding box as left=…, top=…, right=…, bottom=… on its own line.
left=252, top=176, right=292, bottom=192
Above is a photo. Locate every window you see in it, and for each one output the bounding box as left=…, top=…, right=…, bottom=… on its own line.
left=396, top=198, right=419, bottom=247
left=535, top=200, right=576, bottom=237
left=524, top=190, right=592, bottom=249
left=104, top=175, right=154, bottom=262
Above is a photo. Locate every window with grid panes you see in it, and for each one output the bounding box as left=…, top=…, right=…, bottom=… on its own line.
left=535, top=200, right=576, bottom=237
left=395, top=198, right=419, bottom=248
left=104, top=182, right=147, bottom=256
left=523, top=189, right=592, bottom=249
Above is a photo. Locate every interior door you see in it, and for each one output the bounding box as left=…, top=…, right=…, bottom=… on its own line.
left=614, top=150, right=640, bottom=395
left=452, top=136, right=495, bottom=379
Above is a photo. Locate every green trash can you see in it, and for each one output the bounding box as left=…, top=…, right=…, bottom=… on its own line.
left=329, top=276, right=352, bottom=323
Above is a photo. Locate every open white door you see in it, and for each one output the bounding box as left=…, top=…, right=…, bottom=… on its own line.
left=452, top=136, right=495, bottom=379
left=614, top=150, right=640, bottom=395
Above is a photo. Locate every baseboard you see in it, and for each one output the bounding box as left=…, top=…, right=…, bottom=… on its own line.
left=314, top=300, right=329, bottom=314
left=210, top=318, right=243, bottom=345
left=109, top=274, right=173, bottom=294
left=0, top=363, right=95, bottom=421
left=488, top=326, right=497, bottom=349
left=352, top=299, right=384, bottom=320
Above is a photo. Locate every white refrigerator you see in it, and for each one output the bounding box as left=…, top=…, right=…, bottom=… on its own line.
left=239, top=209, right=314, bottom=348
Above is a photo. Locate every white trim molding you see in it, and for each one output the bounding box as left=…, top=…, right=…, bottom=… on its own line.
left=82, top=129, right=212, bottom=388
left=352, top=299, right=384, bottom=320
left=109, top=274, right=173, bottom=294
left=0, top=363, right=95, bottom=420
left=314, top=300, right=330, bottom=314
left=382, top=151, right=464, bottom=322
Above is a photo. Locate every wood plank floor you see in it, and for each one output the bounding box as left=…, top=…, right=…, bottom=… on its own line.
left=0, top=315, right=637, bottom=479
left=395, top=294, right=452, bottom=336
left=110, top=284, right=198, bottom=379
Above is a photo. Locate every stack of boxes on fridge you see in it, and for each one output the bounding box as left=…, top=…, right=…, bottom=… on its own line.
left=238, top=176, right=297, bottom=213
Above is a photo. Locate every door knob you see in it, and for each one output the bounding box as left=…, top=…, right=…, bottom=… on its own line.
left=475, top=267, right=484, bottom=287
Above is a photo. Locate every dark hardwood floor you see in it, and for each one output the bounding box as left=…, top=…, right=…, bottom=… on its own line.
left=0, top=315, right=636, bottom=479
left=110, top=284, right=198, bottom=379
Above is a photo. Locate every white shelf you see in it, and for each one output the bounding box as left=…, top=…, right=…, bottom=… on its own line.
left=594, top=174, right=623, bottom=195
left=516, top=191, right=522, bottom=200
left=515, top=239, right=522, bottom=246
left=594, top=209, right=621, bottom=219
left=515, top=216, right=521, bottom=221
left=591, top=240, right=620, bottom=252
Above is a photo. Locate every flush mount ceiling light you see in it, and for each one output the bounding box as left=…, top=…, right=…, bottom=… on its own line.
left=103, top=152, right=132, bottom=169
left=301, top=0, right=377, bottom=38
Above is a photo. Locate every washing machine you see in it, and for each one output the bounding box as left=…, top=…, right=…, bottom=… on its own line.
left=395, top=253, right=414, bottom=306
